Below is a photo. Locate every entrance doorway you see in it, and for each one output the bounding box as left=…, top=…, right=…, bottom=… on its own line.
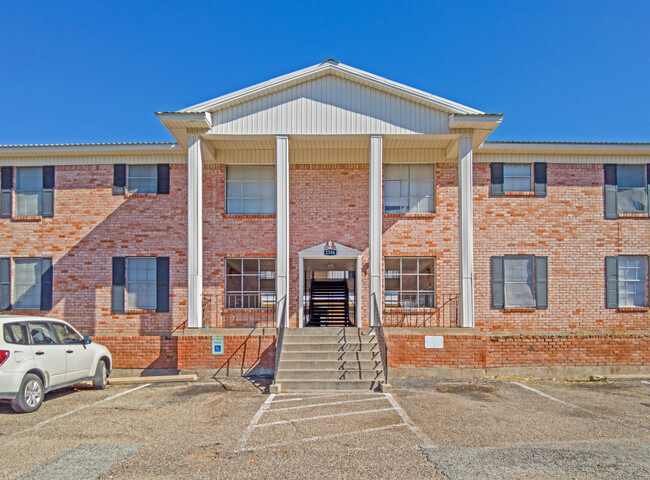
left=298, top=242, right=363, bottom=328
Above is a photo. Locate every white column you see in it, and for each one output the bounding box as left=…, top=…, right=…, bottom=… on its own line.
left=276, top=135, right=289, bottom=327
left=369, top=135, right=383, bottom=326
left=187, top=134, right=203, bottom=328
left=458, top=135, right=475, bottom=328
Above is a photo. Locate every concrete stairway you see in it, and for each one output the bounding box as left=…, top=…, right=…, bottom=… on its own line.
left=274, top=327, right=386, bottom=392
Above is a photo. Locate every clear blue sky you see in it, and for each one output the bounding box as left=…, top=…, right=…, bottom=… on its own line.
left=1, top=1, right=649, bottom=145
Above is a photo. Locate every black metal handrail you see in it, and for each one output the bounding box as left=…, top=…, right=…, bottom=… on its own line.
left=383, top=293, right=459, bottom=328
left=372, top=293, right=389, bottom=384
left=273, top=296, right=287, bottom=384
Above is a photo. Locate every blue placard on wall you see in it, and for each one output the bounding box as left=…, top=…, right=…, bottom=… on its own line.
left=211, top=336, right=224, bottom=355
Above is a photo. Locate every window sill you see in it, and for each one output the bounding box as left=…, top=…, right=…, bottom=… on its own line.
left=223, top=308, right=275, bottom=313
left=124, top=193, right=157, bottom=198
left=125, top=309, right=157, bottom=314
left=616, top=307, right=649, bottom=313
left=503, top=307, right=536, bottom=313
left=503, top=191, right=535, bottom=197
left=11, top=216, right=42, bottom=222
left=617, top=213, right=649, bottom=219
left=222, top=214, right=276, bottom=219
left=384, top=307, right=438, bottom=313
left=383, top=213, right=436, bottom=219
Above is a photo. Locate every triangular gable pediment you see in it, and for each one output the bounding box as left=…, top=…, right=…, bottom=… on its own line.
left=299, top=242, right=362, bottom=258
left=178, top=61, right=483, bottom=136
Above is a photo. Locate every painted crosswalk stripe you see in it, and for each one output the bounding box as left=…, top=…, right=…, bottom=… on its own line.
left=257, top=407, right=396, bottom=427
left=268, top=396, right=387, bottom=412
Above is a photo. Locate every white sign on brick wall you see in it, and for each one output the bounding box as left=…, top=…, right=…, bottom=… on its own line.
left=424, top=336, right=444, bottom=349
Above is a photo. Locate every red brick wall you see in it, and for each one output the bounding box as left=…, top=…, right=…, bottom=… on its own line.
left=93, top=335, right=178, bottom=369
left=474, top=163, right=650, bottom=332
left=176, top=335, right=275, bottom=373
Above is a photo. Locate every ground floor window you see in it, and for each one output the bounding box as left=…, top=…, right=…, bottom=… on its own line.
left=126, top=257, right=157, bottom=310
left=491, top=255, right=548, bottom=309
left=384, top=257, right=435, bottom=308
left=0, top=257, right=53, bottom=311
left=225, top=258, right=276, bottom=308
left=607, top=255, right=649, bottom=308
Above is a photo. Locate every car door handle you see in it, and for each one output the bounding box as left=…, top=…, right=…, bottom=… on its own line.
left=35, top=351, right=45, bottom=355
left=66, top=350, right=74, bottom=354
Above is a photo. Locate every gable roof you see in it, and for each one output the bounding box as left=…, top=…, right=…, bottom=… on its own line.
left=177, top=59, right=483, bottom=116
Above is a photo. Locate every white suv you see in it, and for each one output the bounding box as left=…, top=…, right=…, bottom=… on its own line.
left=0, top=316, right=112, bottom=413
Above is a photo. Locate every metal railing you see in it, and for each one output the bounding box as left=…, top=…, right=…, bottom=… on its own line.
left=372, top=293, right=389, bottom=384
left=382, top=293, right=459, bottom=328
left=273, top=296, right=287, bottom=384
left=202, top=293, right=277, bottom=328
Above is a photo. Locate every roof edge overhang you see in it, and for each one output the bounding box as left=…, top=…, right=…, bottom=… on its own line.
left=479, top=141, right=650, bottom=155
left=177, top=60, right=484, bottom=115
left=0, top=142, right=182, bottom=158
left=156, top=112, right=212, bottom=147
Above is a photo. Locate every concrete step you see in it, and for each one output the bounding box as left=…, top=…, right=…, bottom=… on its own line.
left=276, top=369, right=383, bottom=381
left=282, top=342, right=380, bottom=352
left=283, top=328, right=373, bottom=335
left=277, top=379, right=383, bottom=392
left=280, top=351, right=382, bottom=362
left=282, top=334, right=378, bottom=344
left=278, top=360, right=382, bottom=370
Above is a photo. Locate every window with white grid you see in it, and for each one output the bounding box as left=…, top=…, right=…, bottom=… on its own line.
left=384, top=164, right=435, bottom=214
left=226, top=165, right=275, bottom=214
left=126, top=257, right=157, bottom=309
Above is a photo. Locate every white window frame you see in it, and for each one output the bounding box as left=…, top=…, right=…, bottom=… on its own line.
left=126, top=165, right=158, bottom=194
left=503, top=255, right=536, bottom=308
left=617, top=255, right=648, bottom=308
left=126, top=257, right=157, bottom=310
left=225, top=258, right=276, bottom=309
left=225, top=165, right=276, bottom=215
left=616, top=165, right=648, bottom=214
left=13, top=258, right=42, bottom=310
left=503, top=164, right=533, bottom=193
left=384, top=257, right=435, bottom=308
left=14, top=167, right=43, bottom=216
left=383, top=164, right=435, bottom=214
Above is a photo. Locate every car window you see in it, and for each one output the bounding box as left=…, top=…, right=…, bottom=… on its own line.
left=3, top=323, right=29, bottom=345
left=28, top=322, right=59, bottom=345
left=51, top=323, right=83, bottom=344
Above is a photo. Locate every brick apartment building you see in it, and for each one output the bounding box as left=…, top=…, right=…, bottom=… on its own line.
left=0, top=61, right=648, bottom=384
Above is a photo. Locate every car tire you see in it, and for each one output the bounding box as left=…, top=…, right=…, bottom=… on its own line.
left=11, top=374, right=44, bottom=413
left=93, top=360, right=107, bottom=390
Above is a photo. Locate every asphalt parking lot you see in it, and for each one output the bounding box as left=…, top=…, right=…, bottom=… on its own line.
left=0, top=377, right=649, bottom=479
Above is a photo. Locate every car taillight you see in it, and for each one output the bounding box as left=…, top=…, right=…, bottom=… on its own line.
left=0, top=350, right=8, bottom=367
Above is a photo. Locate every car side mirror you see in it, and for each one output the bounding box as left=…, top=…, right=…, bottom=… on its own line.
left=83, top=336, right=92, bottom=345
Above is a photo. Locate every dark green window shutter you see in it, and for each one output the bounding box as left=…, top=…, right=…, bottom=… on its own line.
left=534, top=163, right=547, bottom=197
left=491, top=256, right=504, bottom=308
left=40, top=257, right=53, bottom=310
left=113, top=164, right=126, bottom=195
left=42, top=166, right=55, bottom=217
left=535, top=256, right=548, bottom=309
left=604, top=164, right=617, bottom=219
left=157, top=164, right=170, bottom=194
left=1, top=167, right=13, bottom=218
left=490, top=163, right=504, bottom=196
left=0, top=257, right=11, bottom=311
left=156, top=257, right=170, bottom=312
left=112, top=257, right=125, bottom=313
left=605, top=256, right=618, bottom=308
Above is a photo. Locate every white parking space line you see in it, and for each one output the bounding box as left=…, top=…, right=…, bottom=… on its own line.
left=384, top=393, right=431, bottom=445
left=272, top=392, right=366, bottom=403
left=270, top=397, right=304, bottom=403
left=511, top=381, right=580, bottom=409
left=15, top=384, right=150, bottom=436
left=641, top=381, right=650, bottom=385
left=268, top=396, right=387, bottom=412
left=239, top=423, right=409, bottom=452
left=257, top=407, right=396, bottom=427
left=235, top=393, right=275, bottom=452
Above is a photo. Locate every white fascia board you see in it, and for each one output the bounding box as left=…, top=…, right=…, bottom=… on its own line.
left=479, top=142, right=650, bottom=155
left=0, top=142, right=182, bottom=157
left=177, top=61, right=483, bottom=115
left=449, top=114, right=504, bottom=129
left=156, top=112, right=212, bottom=130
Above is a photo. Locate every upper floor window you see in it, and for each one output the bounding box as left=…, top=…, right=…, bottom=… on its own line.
left=384, top=257, right=435, bottom=308
left=606, top=256, right=649, bottom=309
left=384, top=164, right=435, bottom=214
left=15, top=167, right=43, bottom=216
left=503, top=164, right=532, bottom=193
left=491, top=255, right=548, bottom=309
left=617, top=165, right=648, bottom=214
left=127, top=165, right=158, bottom=194
left=225, top=258, right=276, bottom=308
left=226, top=165, right=275, bottom=214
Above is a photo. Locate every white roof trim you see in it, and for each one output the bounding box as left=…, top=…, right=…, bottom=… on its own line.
left=479, top=142, right=650, bottom=155
left=0, top=143, right=182, bottom=157
left=178, top=60, right=483, bottom=115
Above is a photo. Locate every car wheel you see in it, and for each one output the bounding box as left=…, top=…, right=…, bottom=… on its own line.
left=11, top=374, right=44, bottom=413
left=93, top=360, right=107, bottom=390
